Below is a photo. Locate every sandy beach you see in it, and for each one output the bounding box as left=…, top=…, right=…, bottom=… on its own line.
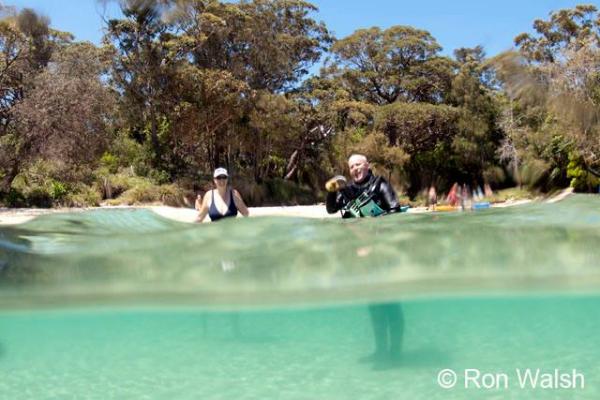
left=0, top=196, right=564, bottom=226
left=0, top=188, right=575, bottom=226
left=0, top=204, right=336, bottom=225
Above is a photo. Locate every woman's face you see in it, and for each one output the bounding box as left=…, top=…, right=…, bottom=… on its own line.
left=214, top=175, right=228, bottom=188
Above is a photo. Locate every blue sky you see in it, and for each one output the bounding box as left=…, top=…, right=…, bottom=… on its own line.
left=8, top=0, right=597, bottom=57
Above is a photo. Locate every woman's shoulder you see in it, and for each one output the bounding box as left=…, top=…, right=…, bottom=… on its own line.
left=203, top=189, right=214, bottom=202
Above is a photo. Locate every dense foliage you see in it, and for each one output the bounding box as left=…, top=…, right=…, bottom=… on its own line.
left=0, top=1, right=598, bottom=207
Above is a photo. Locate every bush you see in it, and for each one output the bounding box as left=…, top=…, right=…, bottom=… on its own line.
left=483, top=166, right=506, bottom=186
left=50, top=180, right=68, bottom=201
left=2, top=189, right=26, bottom=208
left=27, top=187, right=54, bottom=208
left=567, top=153, right=600, bottom=192
left=104, top=180, right=187, bottom=206
left=487, top=187, right=537, bottom=203
left=100, top=152, right=119, bottom=174
left=7, top=161, right=82, bottom=207
left=230, top=177, right=318, bottom=206
left=109, top=130, right=147, bottom=170
left=64, top=185, right=102, bottom=207
left=109, top=181, right=156, bottom=205
left=264, top=178, right=318, bottom=206
left=158, top=184, right=188, bottom=207
left=236, top=180, right=268, bottom=206
left=96, top=170, right=150, bottom=199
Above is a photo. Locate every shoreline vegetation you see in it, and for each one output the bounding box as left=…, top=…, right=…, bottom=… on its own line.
left=0, top=187, right=574, bottom=226
left=0, top=2, right=599, bottom=210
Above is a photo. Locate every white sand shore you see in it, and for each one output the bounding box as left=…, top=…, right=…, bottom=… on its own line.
left=546, top=187, right=574, bottom=203
left=0, top=204, right=335, bottom=225
left=0, top=188, right=574, bottom=226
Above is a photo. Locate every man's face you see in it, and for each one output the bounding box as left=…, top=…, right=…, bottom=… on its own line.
left=348, top=157, right=369, bottom=182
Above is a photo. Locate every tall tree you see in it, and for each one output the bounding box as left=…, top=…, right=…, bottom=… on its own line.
left=449, top=46, right=503, bottom=184
left=165, top=0, right=331, bottom=180
left=497, top=4, right=600, bottom=188
left=324, top=25, right=455, bottom=105
left=12, top=42, right=114, bottom=178
left=172, top=0, right=331, bottom=92
left=0, top=7, right=72, bottom=193
left=105, top=0, right=182, bottom=170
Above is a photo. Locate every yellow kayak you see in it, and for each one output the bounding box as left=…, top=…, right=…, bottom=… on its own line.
left=435, top=205, right=459, bottom=212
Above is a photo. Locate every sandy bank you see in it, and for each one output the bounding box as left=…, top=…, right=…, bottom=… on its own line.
left=0, top=204, right=335, bottom=225
left=0, top=188, right=576, bottom=226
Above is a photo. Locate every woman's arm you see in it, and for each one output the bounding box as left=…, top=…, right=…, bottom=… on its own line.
left=232, top=189, right=249, bottom=217
left=196, top=191, right=211, bottom=222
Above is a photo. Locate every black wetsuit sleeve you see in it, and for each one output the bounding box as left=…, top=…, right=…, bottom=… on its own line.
left=326, top=191, right=345, bottom=214
left=379, top=179, right=400, bottom=213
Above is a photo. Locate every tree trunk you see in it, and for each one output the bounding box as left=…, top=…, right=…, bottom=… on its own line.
left=1, top=161, right=20, bottom=194
left=284, top=150, right=299, bottom=180
left=150, top=108, right=161, bottom=168
left=586, top=164, right=600, bottom=178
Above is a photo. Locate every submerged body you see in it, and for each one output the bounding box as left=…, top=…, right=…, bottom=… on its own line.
left=325, top=154, right=405, bottom=365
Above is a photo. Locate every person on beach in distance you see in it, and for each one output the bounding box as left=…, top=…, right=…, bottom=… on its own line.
left=427, top=185, right=437, bottom=211
left=195, top=194, right=203, bottom=211
left=325, top=154, right=404, bottom=366
left=196, top=167, right=249, bottom=222
left=447, top=182, right=459, bottom=207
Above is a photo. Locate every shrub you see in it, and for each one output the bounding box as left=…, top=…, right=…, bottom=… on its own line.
left=158, top=184, right=188, bottom=207
left=567, top=153, right=599, bottom=192
left=2, top=189, right=26, bottom=208
left=486, top=187, right=537, bottom=203
left=96, top=170, right=150, bottom=199
left=100, top=152, right=119, bottom=174
left=27, top=187, right=53, bottom=208
left=8, top=161, right=77, bottom=207
left=64, top=185, right=103, bottom=207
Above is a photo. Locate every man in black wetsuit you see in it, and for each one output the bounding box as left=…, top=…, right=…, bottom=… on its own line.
left=325, top=154, right=404, bottom=366
left=326, top=154, right=401, bottom=217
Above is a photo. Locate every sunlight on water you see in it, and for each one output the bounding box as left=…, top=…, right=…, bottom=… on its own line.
left=1, top=297, right=599, bottom=399
left=0, top=195, right=599, bottom=398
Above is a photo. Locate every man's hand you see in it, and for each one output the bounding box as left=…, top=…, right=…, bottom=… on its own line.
left=325, top=175, right=347, bottom=192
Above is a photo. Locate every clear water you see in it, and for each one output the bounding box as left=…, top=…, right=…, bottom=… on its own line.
left=0, top=195, right=599, bottom=399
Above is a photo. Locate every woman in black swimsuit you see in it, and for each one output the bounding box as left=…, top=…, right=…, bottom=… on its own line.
left=197, top=167, right=249, bottom=222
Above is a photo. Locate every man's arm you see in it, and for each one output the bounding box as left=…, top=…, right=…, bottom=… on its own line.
left=326, top=191, right=345, bottom=214
left=378, top=179, right=400, bottom=212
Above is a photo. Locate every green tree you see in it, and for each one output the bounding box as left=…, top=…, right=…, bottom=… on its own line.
left=172, top=0, right=331, bottom=92
left=0, top=7, right=72, bottom=193
left=166, top=0, right=331, bottom=182
left=12, top=42, right=114, bottom=178
left=104, top=0, right=182, bottom=171
left=449, top=46, right=503, bottom=185
left=499, top=4, right=600, bottom=188
left=324, top=26, right=455, bottom=105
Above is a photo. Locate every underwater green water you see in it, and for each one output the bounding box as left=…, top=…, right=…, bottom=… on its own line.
left=0, top=195, right=599, bottom=399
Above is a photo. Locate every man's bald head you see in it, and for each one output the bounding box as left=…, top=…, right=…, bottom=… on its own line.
left=348, top=154, right=368, bottom=167
left=348, top=154, right=370, bottom=183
